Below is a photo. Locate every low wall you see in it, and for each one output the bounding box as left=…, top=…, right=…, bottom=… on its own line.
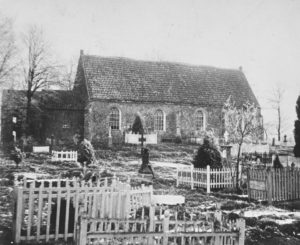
left=231, top=143, right=270, bottom=156
left=125, top=133, right=157, bottom=145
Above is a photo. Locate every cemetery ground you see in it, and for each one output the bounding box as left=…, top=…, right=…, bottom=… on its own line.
left=0, top=143, right=300, bottom=245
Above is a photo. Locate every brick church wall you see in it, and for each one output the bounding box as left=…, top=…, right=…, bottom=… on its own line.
left=84, top=100, right=224, bottom=146
left=42, top=109, right=84, bottom=146
left=1, top=90, right=84, bottom=149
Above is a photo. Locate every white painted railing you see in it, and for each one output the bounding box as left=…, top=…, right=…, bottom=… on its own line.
left=51, top=151, right=77, bottom=162
left=177, top=165, right=237, bottom=193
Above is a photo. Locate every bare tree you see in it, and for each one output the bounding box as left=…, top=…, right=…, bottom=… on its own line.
left=223, top=97, right=262, bottom=190
left=22, top=26, right=58, bottom=135
left=268, top=85, right=285, bottom=142
left=58, top=60, right=76, bottom=90
left=0, top=15, right=17, bottom=85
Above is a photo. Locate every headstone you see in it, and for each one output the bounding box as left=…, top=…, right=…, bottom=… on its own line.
left=176, top=126, right=181, bottom=137
left=220, top=145, right=232, bottom=162
left=224, top=131, right=229, bottom=143
left=12, top=131, right=16, bottom=143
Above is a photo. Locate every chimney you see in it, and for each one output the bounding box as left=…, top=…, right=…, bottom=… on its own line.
left=239, top=66, right=243, bottom=71
left=80, top=50, right=84, bottom=55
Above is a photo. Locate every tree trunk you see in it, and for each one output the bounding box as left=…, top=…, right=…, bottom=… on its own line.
left=26, top=92, right=32, bottom=136
left=236, top=143, right=242, bottom=190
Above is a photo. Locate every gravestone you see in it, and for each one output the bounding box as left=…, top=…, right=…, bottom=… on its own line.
left=108, top=126, right=112, bottom=147
left=283, top=135, right=287, bottom=143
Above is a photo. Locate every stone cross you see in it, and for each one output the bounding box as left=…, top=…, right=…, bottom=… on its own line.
left=138, top=133, right=147, bottom=148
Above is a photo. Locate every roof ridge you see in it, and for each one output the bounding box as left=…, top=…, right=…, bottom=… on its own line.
left=82, top=54, right=242, bottom=72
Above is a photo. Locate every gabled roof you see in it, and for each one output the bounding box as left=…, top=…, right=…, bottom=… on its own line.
left=2, top=90, right=84, bottom=111
left=80, top=54, right=259, bottom=107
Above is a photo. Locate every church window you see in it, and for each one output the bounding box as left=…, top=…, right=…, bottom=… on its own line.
left=109, top=107, right=120, bottom=130
left=154, top=110, right=164, bottom=131
left=195, top=110, right=205, bottom=130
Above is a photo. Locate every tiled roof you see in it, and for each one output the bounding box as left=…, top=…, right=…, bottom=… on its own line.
left=2, top=90, right=84, bottom=110
left=81, top=55, right=259, bottom=107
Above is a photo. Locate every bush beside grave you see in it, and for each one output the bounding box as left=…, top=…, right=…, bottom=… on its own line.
left=77, top=139, right=96, bottom=166
left=193, top=136, right=222, bottom=169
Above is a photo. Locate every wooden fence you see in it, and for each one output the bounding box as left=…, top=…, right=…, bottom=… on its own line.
left=51, top=151, right=78, bottom=162
left=77, top=206, right=245, bottom=245
left=12, top=176, right=152, bottom=244
left=177, top=165, right=237, bottom=193
left=248, top=167, right=300, bottom=204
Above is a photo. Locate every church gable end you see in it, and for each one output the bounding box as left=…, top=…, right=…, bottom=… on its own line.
left=73, top=51, right=89, bottom=103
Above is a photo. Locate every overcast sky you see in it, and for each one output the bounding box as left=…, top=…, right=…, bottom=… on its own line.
left=1, top=0, right=300, bottom=140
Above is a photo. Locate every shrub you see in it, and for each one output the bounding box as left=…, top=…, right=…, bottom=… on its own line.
left=174, top=136, right=182, bottom=144
left=294, top=96, right=300, bottom=157
left=132, top=116, right=144, bottom=134
left=77, top=139, right=96, bottom=166
left=10, top=145, right=25, bottom=168
left=192, top=136, right=222, bottom=168
left=273, top=154, right=283, bottom=168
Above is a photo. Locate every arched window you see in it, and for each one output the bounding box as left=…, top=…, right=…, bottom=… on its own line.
left=109, top=107, right=120, bottom=130
left=154, top=110, right=164, bottom=131
left=195, top=110, right=204, bottom=130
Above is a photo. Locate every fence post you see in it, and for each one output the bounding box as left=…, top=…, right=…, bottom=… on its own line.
left=176, top=166, right=179, bottom=187
left=236, top=219, right=245, bottom=245
left=14, top=187, right=23, bottom=244
left=207, top=165, right=211, bottom=193
left=247, top=169, right=251, bottom=201
left=267, top=169, right=273, bottom=205
left=190, top=165, right=194, bottom=190
left=148, top=204, right=155, bottom=244
left=78, top=209, right=88, bottom=245
left=162, top=210, right=170, bottom=245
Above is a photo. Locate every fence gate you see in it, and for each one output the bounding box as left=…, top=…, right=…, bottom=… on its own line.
left=12, top=177, right=152, bottom=244
left=247, top=167, right=300, bottom=204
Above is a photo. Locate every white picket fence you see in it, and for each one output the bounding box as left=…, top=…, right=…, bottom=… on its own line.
left=177, top=165, right=237, bottom=193
left=12, top=176, right=153, bottom=244
left=51, top=151, right=78, bottom=162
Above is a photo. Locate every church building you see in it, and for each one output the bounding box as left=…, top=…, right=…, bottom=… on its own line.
left=1, top=50, right=260, bottom=148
